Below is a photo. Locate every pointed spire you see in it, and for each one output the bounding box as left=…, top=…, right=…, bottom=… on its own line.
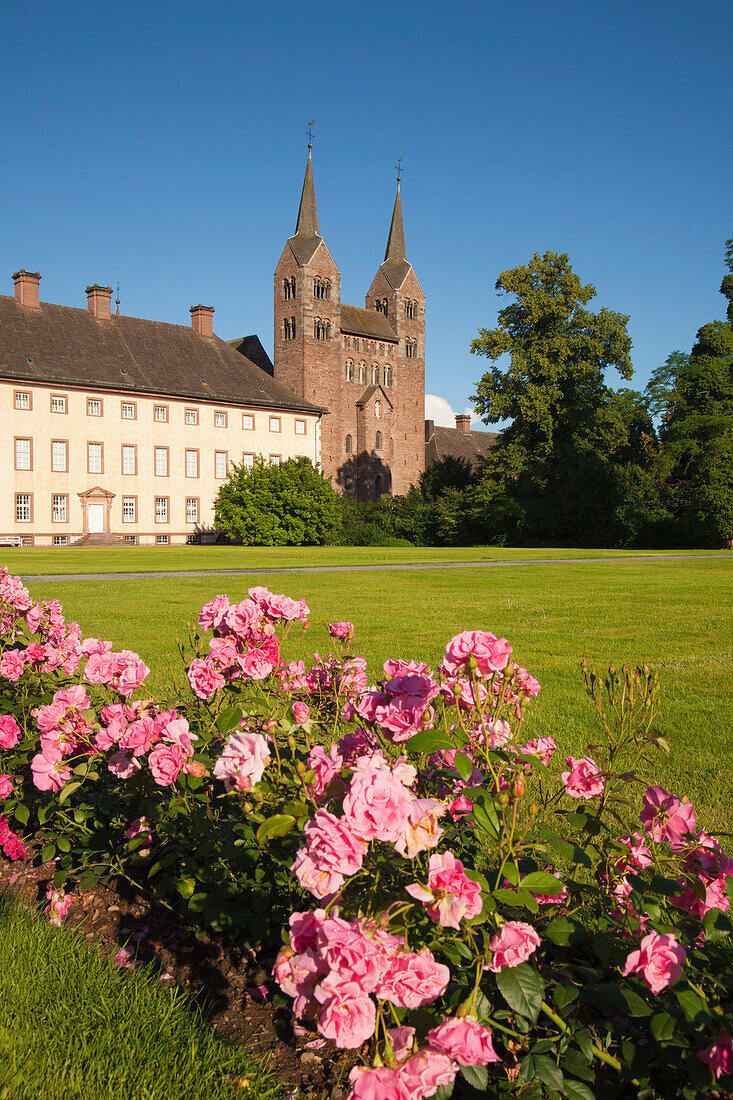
left=295, top=148, right=320, bottom=237
left=384, top=180, right=407, bottom=263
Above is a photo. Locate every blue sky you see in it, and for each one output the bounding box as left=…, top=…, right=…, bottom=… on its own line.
left=2, top=1, right=731, bottom=425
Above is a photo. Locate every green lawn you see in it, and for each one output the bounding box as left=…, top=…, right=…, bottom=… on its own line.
left=0, top=899, right=282, bottom=1100
left=6, top=543, right=722, bottom=577
left=24, top=555, right=733, bottom=830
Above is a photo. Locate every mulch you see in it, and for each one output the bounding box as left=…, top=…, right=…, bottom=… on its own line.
left=0, top=851, right=359, bottom=1099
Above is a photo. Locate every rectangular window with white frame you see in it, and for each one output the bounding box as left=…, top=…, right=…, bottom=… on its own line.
left=52, top=494, right=68, bottom=523
left=214, top=451, right=228, bottom=479
left=87, top=442, right=103, bottom=475
left=122, top=444, right=137, bottom=475
left=121, top=401, right=136, bottom=420
left=87, top=398, right=102, bottom=416
left=154, top=405, right=168, bottom=423
left=214, top=410, right=227, bottom=428
left=156, top=535, right=169, bottom=545
left=242, top=413, right=255, bottom=430
left=51, top=440, right=68, bottom=472
left=185, top=408, right=198, bottom=425
left=51, top=394, right=67, bottom=414
left=295, top=419, right=306, bottom=435
left=269, top=416, right=281, bottom=433
left=14, top=391, right=31, bottom=411
left=154, top=446, right=169, bottom=477
left=185, top=449, right=199, bottom=478
left=14, top=438, right=32, bottom=471
left=155, top=497, right=169, bottom=523
left=15, top=494, right=32, bottom=522
left=269, top=454, right=282, bottom=465
left=242, top=452, right=255, bottom=470
left=53, top=536, right=68, bottom=547
left=122, top=496, right=136, bottom=523
left=186, top=497, right=199, bottom=523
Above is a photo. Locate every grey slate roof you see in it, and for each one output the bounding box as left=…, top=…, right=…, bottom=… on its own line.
left=288, top=151, right=323, bottom=266
left=340, top=304, right=398, bottom=342
left=0, top=295, right=321, bottom=413
left=380, top=183, right=413, bottom=290
left=425, top=425, right=499, bottom=469
left=227, top=334, right=274, bottom=377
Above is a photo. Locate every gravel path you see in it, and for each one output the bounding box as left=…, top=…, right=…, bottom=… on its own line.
left=19, top=552, right=731, bottom=584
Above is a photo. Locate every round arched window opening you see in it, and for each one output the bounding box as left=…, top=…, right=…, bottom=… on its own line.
left=375, top=430, right=382, bottom=450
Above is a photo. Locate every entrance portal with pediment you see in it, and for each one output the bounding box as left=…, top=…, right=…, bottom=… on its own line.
left=78, top=487, right=115, bottom=535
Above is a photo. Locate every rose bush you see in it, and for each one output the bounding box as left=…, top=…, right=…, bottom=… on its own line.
left=1, top=565, right=733, bottom=1097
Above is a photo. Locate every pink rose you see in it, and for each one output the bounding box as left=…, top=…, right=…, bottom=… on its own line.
left=120, top=717, right=158, bottom=757
left=198, top=594, right=231, bottom=631
left=698, top=1028, right=733, bottom=1080
left=223, top=599, right=259, bottom=637
left=0, top=650, right=24, bottom=681
left=622, top=931, right=686, bottom=994
left=0, top=714, right=21, bottom=749
left=45, top=885, right=72, bottom=927
left=376, top=948, right=450, bottom=1008
left=292, top=810, right=367, bottom=899
left=107, top=750, right=141, bottom=780
left=305, top=743, right=344, bottom=801
left=237, top=648, right=275, bottom=681
left=273, top=946, right=325, bottom=1017
left=83, top=650, right=117, bottom=684
left=394, top=798, right=445, bottom=859
left=114, top=652, right=150, bottom=697
left=314, top=973, right=376, bottom=1048
left=328, top=621, right=355, bottom=640
left=148, top=743, right=185, bottom=786
left=426, top=1016, right=502, bottom=1065
left=265, top=593, right=302, bottom=621
left=640, top=786, right=696, bottom=847
left=319, top=921, right=383, bottom=992
left=125, top=816, right=153, bottom=844
left=213, top=731, right=271, bottom=792
left=342, top=762, right=412, bottom=843
left=31, top=748, right=72, bottom=793
left=406, top=851, right=482, bottom=928
left=373, top=695, right=434, bottom=743
left=0, top=775, right=13, bottom=799
left=486, top=921, right=541, bottom=972
left=347, top=1066, right=412, bottom=1100
left=518, top=735, right=557, bottom=764
left=187, top=658, right=226, bottom=700
left=442, top=629, right=512, bottom=677
left=292, top=701, right=311, bottom=725
left=561, top=756, right=605, bottom=799
left=401, top=1049, right=458, bottom=1095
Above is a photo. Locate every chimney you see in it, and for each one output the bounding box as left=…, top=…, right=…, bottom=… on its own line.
left=13, top=270, right=41, bottom=309
left=190, top=303, right=214, bottom=337
left=424, top=419, right=434, bottom=442
left=86, top=284, right=112, bottom=320
left=455, top=414, right=471, bottom=434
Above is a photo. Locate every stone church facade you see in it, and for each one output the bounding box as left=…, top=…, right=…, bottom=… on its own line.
left=273, top=151, right=425, bottom=500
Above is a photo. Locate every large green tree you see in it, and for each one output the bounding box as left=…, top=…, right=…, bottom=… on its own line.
left=214, top=457, right=341, bottom=546
left=647, top=239, right=733, bottom=547
left=470, top=251, right=654, bottom=545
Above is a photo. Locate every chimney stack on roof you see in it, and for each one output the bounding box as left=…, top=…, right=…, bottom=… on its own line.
left=86, top=284, right=112, bottom=321
left=455, top=414, right=471, bottom=434
left=13, top=270, right=41, bottom=309
left=190, top=304, right=215, bottom=337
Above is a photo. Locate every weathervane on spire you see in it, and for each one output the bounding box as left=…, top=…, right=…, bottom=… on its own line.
left=307, top=121, right=315, bottom=150
left=395, top=157, right=404, bottom=184
left=115, top=282, right=120, bottom=317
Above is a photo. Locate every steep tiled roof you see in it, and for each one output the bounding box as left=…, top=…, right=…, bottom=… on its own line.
left=227, top=334, right=274, bottom=377
left=340, top=304, right=398, bottom=342
left=425, top=425, right=499, bottom=470
left=0, top=296, right=320, bottom=412
left=287, top=150, right=323, bottom=266
left=380, top=183, right=413, bottom=289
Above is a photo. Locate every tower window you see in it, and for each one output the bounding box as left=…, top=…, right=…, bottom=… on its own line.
left=345, top=433, right=352, bottom=454
left=384, top=366, right=393, bottom=387
left=405, top=339, right=417, bottom=358
left=375, top=431, right=382, bottom=450
left=314, top=319, right=330, bottom=340
left=371, top=365, right=378, bottom=384
left=345, top=360, right=354, bottom=382
left=314, top=278, right=331, bottom=300
left=283, top=277, right=296, bottom=300
left=359, top=362, right=366, bottom=384
left=404, top=299, right=418, bottom=320
left=283, top=317, right=297, bottom=340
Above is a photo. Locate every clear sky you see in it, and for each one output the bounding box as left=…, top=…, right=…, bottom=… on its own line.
left=2, top=1, right=731, bottom=426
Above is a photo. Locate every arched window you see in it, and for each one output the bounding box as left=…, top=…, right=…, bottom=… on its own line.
left=375, top=430, right=382, bottom=450
left=314, top=319, right=329, bottom=340
left=382, top=299, right=388, bottom=316
left=375, top=299, right=383, bottom=313
left=283, top=279, right=291, bottom=301
left=283, top=317, right=296, bottom=340
left=384, top=365, right=393, bottom=387
left=405, top=299, right=417, bottom=320
left=371, top=364, right=378, bottom=384
left=345, top=433, right=352, bottom=454
left=382, top=366, right=388, bottom=387
left=359, top=362, right=366, bottom=384
left=375, top=400, right=381, bottom=419
left=345, top=360, right=353, bottom=382
left=405, top=339, right=417, bottom=358
left=324, top=280, right=331, bottom=301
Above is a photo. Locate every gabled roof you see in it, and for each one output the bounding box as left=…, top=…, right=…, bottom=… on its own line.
left=0, top=296, right=321, bottom=413
left=227, top=334, right=274, bottom=377
left=340, top=303, right=398, bottom=343
left=287, top=150, right=323, bottom=266
left=356, top=383, right=393, bottom=410
left=380, top=182, right=413, bottom=290
left=425, top=425, right=499, bottom=470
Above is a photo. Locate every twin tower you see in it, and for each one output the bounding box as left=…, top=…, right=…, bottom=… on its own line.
left=273, top=150, right=425, bottom=499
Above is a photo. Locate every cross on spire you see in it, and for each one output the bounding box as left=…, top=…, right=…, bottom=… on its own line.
left=307, top=120, right=315, bottom=150
left=395, top=157, right=403, bottom=183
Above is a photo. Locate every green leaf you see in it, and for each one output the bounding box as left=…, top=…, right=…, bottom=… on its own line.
left=41, top=844, right=56, bottom=863
left=563, top=1080, right=595, bottom=1100
left=650, top=1011, right=677, bottom=1041
left=471, top=802, right=500, bottom=839
left=620, top=987, right=652, bottom=1017
left=539, top=830, right=593, bottom=869
left=553, top=983, right=580, bottom=1012
left=176, top=877, right=196, bottom=899
left=217, top=707, right=242, bottom=735
left=675, top=988, right=706, bottom=1023
left=406, top=729, right=454, bottom=753
left=454, top=752, right=474, bottom=781
left=494, top=962, right=544, bottom=1023
left=58, top=781, right=82, bottom=805
left=56, top=836, right=71, bottom=853
left=14, top=803, right=29, bottom=825
left=545, top=917, right=586, bottom=946
left=703, top=907, right=733, bottom=942
left=459, top=1065, right=488, bottom=1090
left=533, top=1054, right=563, bottom=1093
left=429, top=1086, right=454, bottom=1100
left=519, top=871, right=565, bottom=893
left=502, top=862, right=521, bottom=886
left=256, top=814, right=296, bottom=844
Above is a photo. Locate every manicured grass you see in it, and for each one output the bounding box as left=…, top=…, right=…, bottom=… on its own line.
left=0, top=898, right=283, bottom=1100
left=8, top=543, right=722, bottom=577
left=27, top=557, right=733, bottom=829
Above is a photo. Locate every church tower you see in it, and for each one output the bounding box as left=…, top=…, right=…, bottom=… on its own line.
left=273, top=147, right=341, bottom=466
left=365, top=178, right=426, bottom=496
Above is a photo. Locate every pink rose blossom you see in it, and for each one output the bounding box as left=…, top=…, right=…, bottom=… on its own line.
left=187, top=658, right=226, bottom=699
left=213, top=731, right=271, bottom=792
left=406, top=851, right=482, bottom=928
left=125, top=816, right=153, bottom=844
left=148, top=743, right=185, bottom=786
left=107, top=750, right=141, bottom=780
left=328, top=621, right=355, bottom=640
left=265, top=593, right=302, bottom=621
left=622, top=931, right=686, bottom=994
left=305, top=743, right=344, bottom=801
left=319, top=920, right=383, bottom=992
left=198, top=594, right=231, bottom=631
left=31, top=747, right=72, bottom=792
left=486, top=921, right=541, bottom=972
left=386, top=1026, right=415, bottom=1063
left=342, top=761, right=412, bottom=843
left=292, top=701, right=311, bottom=724
left=394, top=798, right=445, bottom=859
left=292, top=810, right=367, bottom=899
left=0, top=775, right=13, bottom=799
left=376, top=948, right=450, bottom=1008
left=402, top=1049, right=458, bottom=1095
left=273, top=946, right=325, bottom=1017
left=640, top=786, right=696, bottom=847
left=114, top=652, right=150, bottom=697
left=442, top=629, right=512, bottom=677
left=698, top=1029, right=733, bottom=1080
left=561, top=756, right=605, bottom=799
left=314, top=973, right=376, bottom=1048
left=84, top=650, right=117, bottom=684
left=120, top=717, right=158, bottom=757
left=0, top=650, right=24, bottom=681
left=223, top=599, right=259, bottom=637
left=426, top=1016, right=502, bottom=1065
left=45, top=885, right=72, bottom=927
left=517, top=735, right=557, bottom=764
left=347, top=1066, right=412, bottom=1100
left=0, top=714, right=21, bottom=748
left=237, top=648, right=275, bottom=680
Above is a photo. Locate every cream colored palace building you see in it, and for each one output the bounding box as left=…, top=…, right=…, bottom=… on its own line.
left=0, top=272, right=322, bottom=547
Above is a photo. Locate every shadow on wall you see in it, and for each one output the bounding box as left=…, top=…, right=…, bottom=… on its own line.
left=335, top=452, right=392, bottom=501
